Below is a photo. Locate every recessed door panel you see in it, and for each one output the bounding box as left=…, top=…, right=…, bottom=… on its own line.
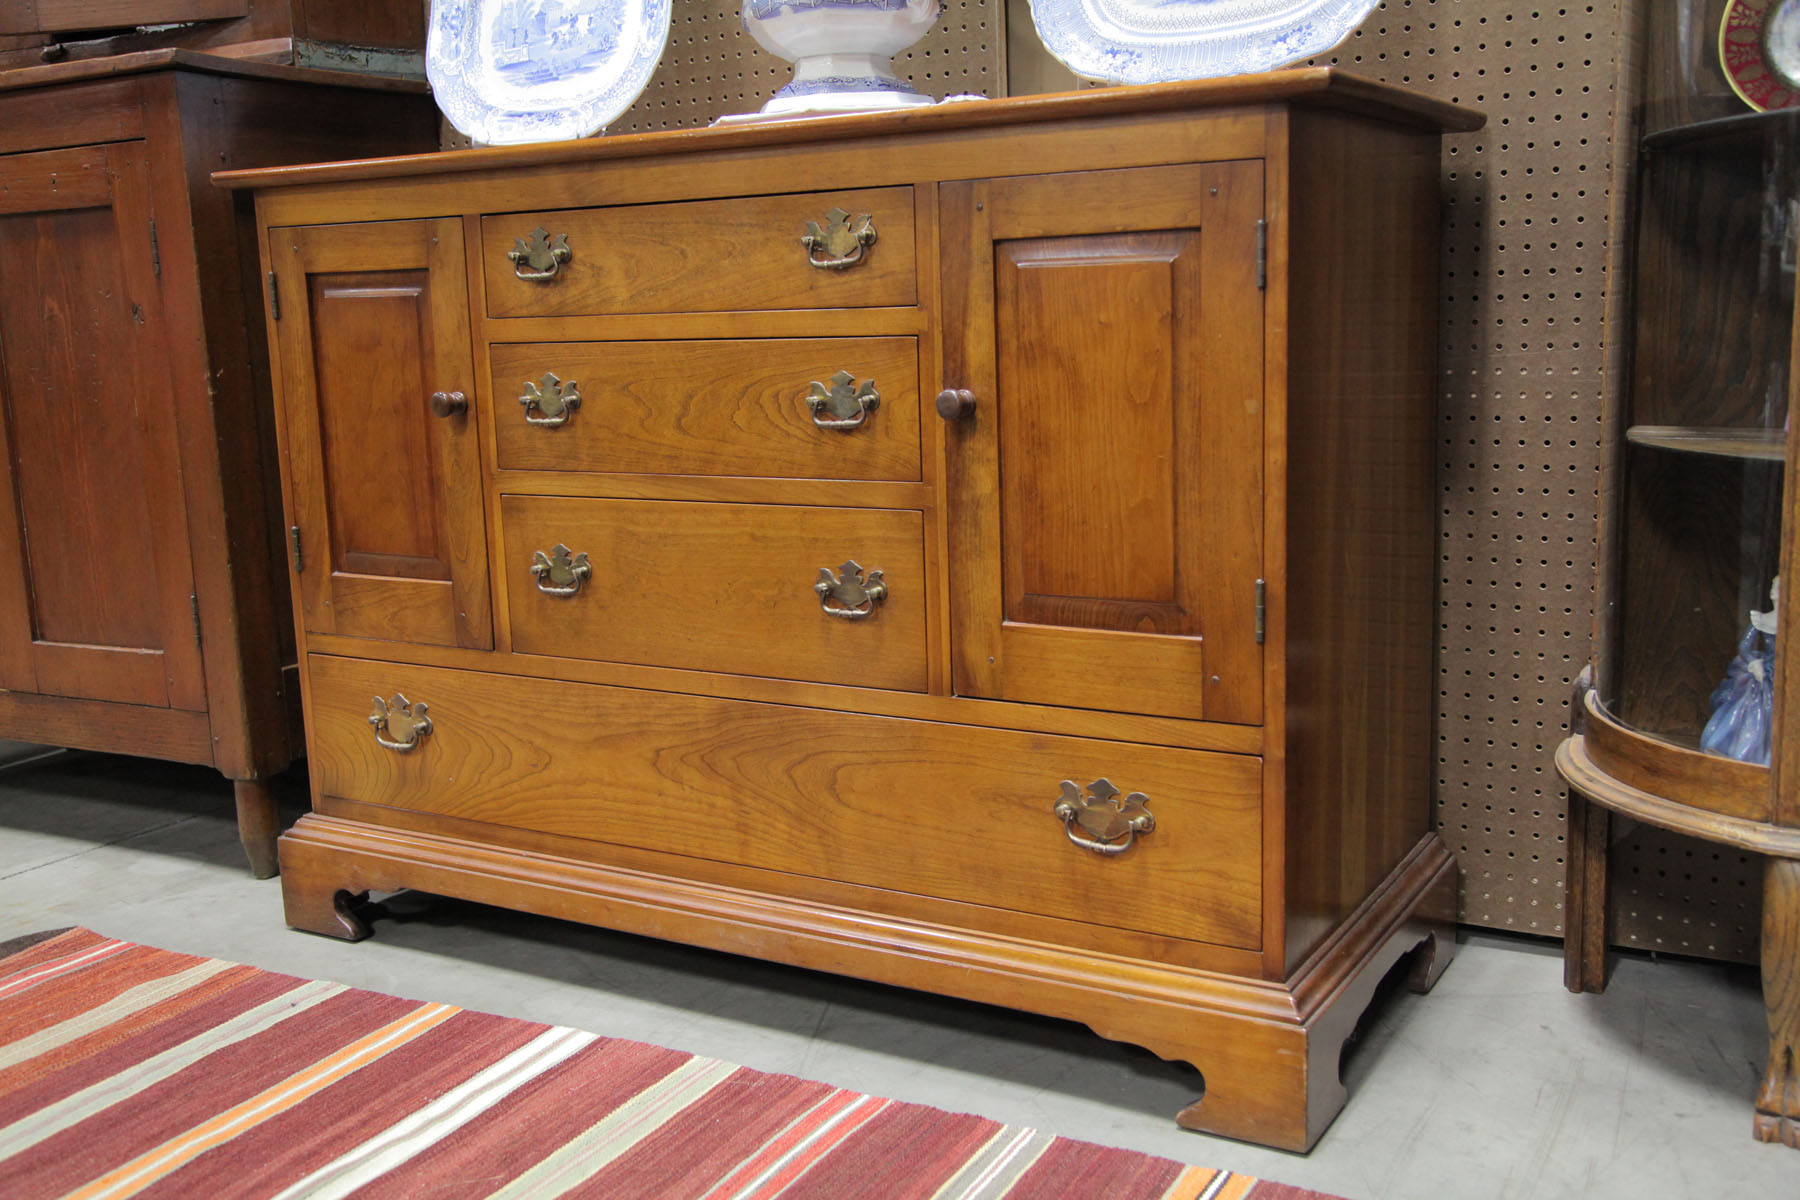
left=0, top=141, right=205, bottom=710
left=941, top=163, right=1265, bottom=724
left=269, top=218, right=490, bottom=649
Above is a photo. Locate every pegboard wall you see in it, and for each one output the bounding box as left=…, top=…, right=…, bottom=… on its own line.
left=456, top=0, right=1759, bottom=961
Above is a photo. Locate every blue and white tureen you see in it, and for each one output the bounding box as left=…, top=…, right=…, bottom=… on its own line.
left=742, top=0, right=942, bottom=116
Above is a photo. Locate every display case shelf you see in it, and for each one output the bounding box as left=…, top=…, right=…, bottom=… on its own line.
left=1626, top=425, right=1787, bottom=460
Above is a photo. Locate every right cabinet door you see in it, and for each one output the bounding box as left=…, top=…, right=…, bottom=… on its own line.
left=267, top=218, right=491, bottom=650
left=939, top=163, right=1265, bottom=723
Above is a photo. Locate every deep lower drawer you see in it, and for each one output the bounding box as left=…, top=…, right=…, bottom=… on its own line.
left=310, top=654, right=1264, bottom=949
left=490, top=337, right=921, bottom=481
left=482, top=187, right=916, bottom=318
left=501, top=495, right=928, bottom=691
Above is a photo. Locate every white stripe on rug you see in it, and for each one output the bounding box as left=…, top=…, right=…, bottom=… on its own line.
left=934, top=1126, right=1055, bottom=1200
left=0, top=978, right=347, bottom=1155
left=0, top=959, right=235, bottom=1069
left=272, top=1025, right=599, bottom=1200
left=482, top=1054, right=741, bottom=1200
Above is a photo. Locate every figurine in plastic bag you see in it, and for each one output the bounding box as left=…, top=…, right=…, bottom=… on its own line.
left=1701, top=578, right=1779, bottom=765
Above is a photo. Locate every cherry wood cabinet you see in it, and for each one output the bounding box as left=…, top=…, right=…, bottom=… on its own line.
left=229, top=72, right=1481, bottom=1150
left=0, top=52, right=435, bottom=875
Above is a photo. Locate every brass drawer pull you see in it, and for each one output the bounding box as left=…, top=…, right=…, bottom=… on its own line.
left=530, top=543, right=592, bottom=597
left=1054, top=779, right=1154, bottom=856
left=808, top=371, right=880, bottom=431
left=801, top=208, right=877, bottom=270
left=815, top=559, right=886, bottom=620
left=509, top=227, right=572, bottom=281
left=520, top=373, right=581, bottom=427
left=369, top=694, right=432, bottom=753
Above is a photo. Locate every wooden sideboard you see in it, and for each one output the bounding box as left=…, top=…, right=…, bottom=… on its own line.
left=225, top=71, right=1482, bottom=1150
left=0, top=52, right=436, bottom=875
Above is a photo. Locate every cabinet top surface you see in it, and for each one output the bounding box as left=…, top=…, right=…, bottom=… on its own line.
left=0, top=48, right=429, bottom=97
left=215, top=67, right=1482, bottom=193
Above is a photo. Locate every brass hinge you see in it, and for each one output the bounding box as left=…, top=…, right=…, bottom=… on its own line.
left=1254, top=578, right=1266, bottom=645
left=1255, top=220, right=1266, bottom=291
left=266, top=271, right=280, bottom=320
left=289, top=525, right=303, bottom=573
left=149, top=219, right=161, bottom=278
left=190, top=594, right=202, bottom=645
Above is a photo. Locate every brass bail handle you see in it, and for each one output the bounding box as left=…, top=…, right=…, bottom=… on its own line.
left=1053, top=779, right=1154, bottom=856
left=808, top=371, right=880, bottom=431
left=369, top=694, right=432, bottom=753
left=509, top=226, right=571, bottom=282
left=521, top=374, right=581, bottom=428
left=801, top=208, right=877, bottom=270
left=815, top=560, right=887, bottom=620
left=530, top=544, right=591, bottom=597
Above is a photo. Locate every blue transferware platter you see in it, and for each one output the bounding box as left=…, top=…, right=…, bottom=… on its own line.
left=427, top=0, right=671, bottom=145
left=1027, top=0, right=1380, bottom=85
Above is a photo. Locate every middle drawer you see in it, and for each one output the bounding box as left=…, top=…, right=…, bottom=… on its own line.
left=502, top=495, right=927, bottom=691
left=491, top=338, right=921, bottom=481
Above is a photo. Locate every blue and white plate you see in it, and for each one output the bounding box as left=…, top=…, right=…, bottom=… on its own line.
left=427, top=0, right=671, bottom=145
left=1027, top=0, right=1379, bottom=85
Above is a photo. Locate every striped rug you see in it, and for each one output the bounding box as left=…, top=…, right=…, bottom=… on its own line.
left=0, top=928, right=1341, bottom=1199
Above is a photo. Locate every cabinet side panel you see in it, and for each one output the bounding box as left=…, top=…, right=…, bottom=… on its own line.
left=1282, top=112, right=1443, bottom=972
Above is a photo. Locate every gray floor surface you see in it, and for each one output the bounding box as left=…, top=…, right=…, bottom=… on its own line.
left=0, top=743, right=1796, bottom=1199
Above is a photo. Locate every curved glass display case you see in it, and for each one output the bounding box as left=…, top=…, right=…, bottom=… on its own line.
left=1558, top=0, right=1800, bottom=1149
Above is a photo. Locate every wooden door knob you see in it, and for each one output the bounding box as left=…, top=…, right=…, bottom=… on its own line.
left=935, top=388, right=976, bottom=421
left=429, top=390, right=468, bottom=418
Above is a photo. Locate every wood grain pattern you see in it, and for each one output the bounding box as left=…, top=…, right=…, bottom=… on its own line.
left=306, top=654, right=1264, bottom=950
left=501, top=495, right=929, bottom=691
left=482, top=188, right=917, bottom=319
left=942, top=162, right=1263, bottom=724
left=490, top=337, right=921, bottom=481
left=1279, top=112, right=1455, bottom=971
left=1757, top=857, right=1800, bottom=1147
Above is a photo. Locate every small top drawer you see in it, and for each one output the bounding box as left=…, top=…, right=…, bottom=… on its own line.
left=482, top=187, right=917, bottom=318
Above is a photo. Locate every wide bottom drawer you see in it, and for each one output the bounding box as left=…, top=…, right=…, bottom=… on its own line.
left=309, top=655, right=1263, bottom=950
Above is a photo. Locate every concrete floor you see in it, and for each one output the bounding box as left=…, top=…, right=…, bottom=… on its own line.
left=1, top=745, right=1796, bottom=1199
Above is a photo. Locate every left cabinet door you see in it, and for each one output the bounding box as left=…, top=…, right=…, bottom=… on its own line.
left=268, top=218, right=492, bottom=649
left=0, top=142, right=206, bottom=710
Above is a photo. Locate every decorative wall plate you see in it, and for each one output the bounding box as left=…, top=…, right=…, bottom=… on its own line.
left=1721, top=0, right=1800, bottom=112
left=1026, top=0, right=1379, bottom=85
left=427, top=0, right=672, bottom=145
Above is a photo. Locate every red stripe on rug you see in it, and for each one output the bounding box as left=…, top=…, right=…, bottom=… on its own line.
left=758, top=1097, right=1005, bottom=1200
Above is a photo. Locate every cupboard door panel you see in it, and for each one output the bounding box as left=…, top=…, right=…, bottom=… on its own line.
left=269, top=218, right=491, bottom=649
left=0, top=142, right=205, bottom=710
left=942, top=163, right=1265, bottom=724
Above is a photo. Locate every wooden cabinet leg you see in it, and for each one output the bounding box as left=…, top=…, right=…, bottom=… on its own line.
left=1755, top=856, right=1800, bottom=1148
left=233, top=778, right=280, bottom=880
left=1562, top=789, right=1611, bottom=993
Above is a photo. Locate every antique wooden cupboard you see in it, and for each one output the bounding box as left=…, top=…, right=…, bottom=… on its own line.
left=0, top=53, right=435, bottom=875
left=226, top=72, right=1482, bottom=1150
left=1558, top=5, right=1800, bottom=1150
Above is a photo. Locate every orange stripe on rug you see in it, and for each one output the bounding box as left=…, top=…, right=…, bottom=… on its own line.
left=1162, top=1165, right=1224, bottom=1199
left=61, top=1001, right=461, bottom=1200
